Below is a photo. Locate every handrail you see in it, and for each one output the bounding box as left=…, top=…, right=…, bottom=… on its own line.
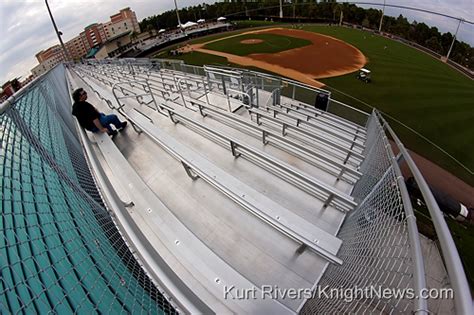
left=162, top=104, right=356, bottom=212
left=102, top=68, right=362, bottom=182
left=274, top=102, right=367, bottom=140
left=248, top=108, right=364, bottom=161
left=226, top=88, right=250, bottom=112
left=378, top=115, right=428, bottom=314
left=378, top=111, right=473, bottom=315
left=186, top=97, right=362, bottom=183
left=259, top=105, right=365, bottom=150
left=121, top=108, right=344, bottom=265
left=328, top=97, right=371, bottom=118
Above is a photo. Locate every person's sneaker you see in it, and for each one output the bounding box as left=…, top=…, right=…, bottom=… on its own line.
left=119, top=121, right=128, bottom=132
left=108, top=130, right=118, bottom=138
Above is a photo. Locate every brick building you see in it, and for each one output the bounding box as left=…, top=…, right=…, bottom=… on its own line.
left=80, top=23, right=107, bottom=52
left=104, top=7, right=140, bottom=39
left=31, top=7, right=140, bottom=78
left=32, top=45, right=66, bottom=77
left=65, top=35, right=88, bottom=60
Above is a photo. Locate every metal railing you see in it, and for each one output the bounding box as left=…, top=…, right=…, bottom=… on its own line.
left=69, top=59, right=471, bottom=313
left=378, top=111, right=473, bottom=315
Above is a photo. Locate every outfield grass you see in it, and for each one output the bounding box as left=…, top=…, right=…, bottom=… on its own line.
left=156, top=24, right=474, bottom=184
left=414, top=206, right=474, bottom=289
left=157, top=50, right=231, bottom=66
left=302, top=25, right=474, bottom=184
left=203, top=33, right=312, bottom=56
left=155, top=23, right=474, bottom=288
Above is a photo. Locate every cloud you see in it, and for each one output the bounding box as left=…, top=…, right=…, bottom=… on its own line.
left=0, top=0, right=210, bottom=83
left=1, top=0, right=473, bottom=84
left=357, top=0, right=474, bottom=43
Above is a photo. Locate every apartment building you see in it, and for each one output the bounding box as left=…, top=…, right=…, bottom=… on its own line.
left=65, top=35, right=88, bottom=60
left=80, top=23, right=108, bottom=52
left=104, top=7, right=141, bottom=39
left=32, top=45, right=66, bottom=77
left=31, top=7, right=140, bottom=77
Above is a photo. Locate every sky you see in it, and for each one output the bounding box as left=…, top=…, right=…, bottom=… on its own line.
left=0, top=0, right=473, bottom=84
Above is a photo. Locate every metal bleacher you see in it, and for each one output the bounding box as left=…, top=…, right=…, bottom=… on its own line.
left=1, top=60, right=471, bottom=314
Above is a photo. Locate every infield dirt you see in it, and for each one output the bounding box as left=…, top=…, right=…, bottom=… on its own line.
left=185, top=27, right=367, bottom=88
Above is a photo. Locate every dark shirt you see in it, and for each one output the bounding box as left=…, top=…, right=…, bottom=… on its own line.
left=72, top=101, right=100, bottom=131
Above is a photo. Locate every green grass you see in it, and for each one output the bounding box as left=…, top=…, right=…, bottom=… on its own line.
left=203, top=33, right=312, bottom=56
left=156, top=24, right=474, bottom=184
left=233, top=20, right=279, bottom=29
left=302, top=25, right=474, bottom=184
left=414, top=206, right=474, bottom=289
left=158, top=50, right=231, bottom=67
left=156, top=23, right=474, bottom=287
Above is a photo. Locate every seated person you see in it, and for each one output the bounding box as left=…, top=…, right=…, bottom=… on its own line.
left=72, top=88, right=127, bottom=136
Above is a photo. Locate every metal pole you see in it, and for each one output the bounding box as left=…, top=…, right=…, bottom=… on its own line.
left=378, top=0, right=386, bottom=32
left=446, top=18, right=463, bottom=61
left=293, top=0, right=296, bottom=19
left=279, top=0, right=283, bottom=18
left=45, top=0, right=71, bottom=61
left=174, top=0, right=182, bottom=29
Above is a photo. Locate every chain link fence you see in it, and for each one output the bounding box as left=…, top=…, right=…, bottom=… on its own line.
left=0, top=65, right=177, bottom=314
left=301, top=112, right=417, bottom=314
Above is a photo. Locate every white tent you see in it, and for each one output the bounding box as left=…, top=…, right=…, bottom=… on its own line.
left=217, top=16, right=227, bottom=21
left=158, top=29, right=166, bottom=33
left=197, top=19, right=205, bottom=23
left=181, top=21, right=198, bottom=29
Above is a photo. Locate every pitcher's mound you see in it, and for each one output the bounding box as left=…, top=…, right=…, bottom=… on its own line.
left=240, top=39, right=264, bottom=44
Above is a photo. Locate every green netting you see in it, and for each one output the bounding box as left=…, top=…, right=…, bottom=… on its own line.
left=0, top=65, right=177, bottom=314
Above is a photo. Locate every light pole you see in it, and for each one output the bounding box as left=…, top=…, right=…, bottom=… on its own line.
left=174, top=0, right=182, bottom=29
left=45, top=0, right=71, bottom=61
left=378, top=0, right=386, bottom=32
left=279, top=0, right=283, bottom=18
left=293, top=0, right=297, bottom=19
left=446, top=18, right=463, bottom=61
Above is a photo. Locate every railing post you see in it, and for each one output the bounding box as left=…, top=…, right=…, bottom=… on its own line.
left=230, top=141, right=240, bottom=157
left=202, top=78, right=210, bottom=105
left=262, top=130, right=268, bottom=144
left=221, top=76, right=227, bottom=95
left=322, top=193, right=335, bottom=209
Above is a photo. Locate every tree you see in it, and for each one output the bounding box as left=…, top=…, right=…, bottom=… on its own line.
left=135, top=1, right=473, bottom=70
left=425, top=36, right=442, bottom=52
left=362, top=17, right=370, bottom=28
left=146, top=24, right=155, bottom=37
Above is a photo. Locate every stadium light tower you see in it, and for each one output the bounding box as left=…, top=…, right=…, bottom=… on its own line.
left=378, top=0, right=386, bottom=32
left=45, top=0, right=71, bottom=61
left=446, top=18, right=463, bottom=61
left=174, top=0, right=182, bottom=29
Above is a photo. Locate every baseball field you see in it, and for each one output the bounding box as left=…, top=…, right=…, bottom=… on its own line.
left=159, top=24, right=474, bottom=188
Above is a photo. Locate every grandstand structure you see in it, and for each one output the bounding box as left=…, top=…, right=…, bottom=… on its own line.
left=0, top=59, right=471, bottom=314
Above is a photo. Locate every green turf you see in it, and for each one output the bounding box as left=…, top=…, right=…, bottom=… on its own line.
left=233, top=20, right=279, bottom=28
left=158, top=50, right=231, bottom=66
left=154, top=24, right=474, bottom=288
left=203, top=33, right=312, bottom=56
left=156, top=24, right=474, bottom=184
left=414, top=206, right=474, bottom=289
left=302, top=25, right=474, bottom=184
